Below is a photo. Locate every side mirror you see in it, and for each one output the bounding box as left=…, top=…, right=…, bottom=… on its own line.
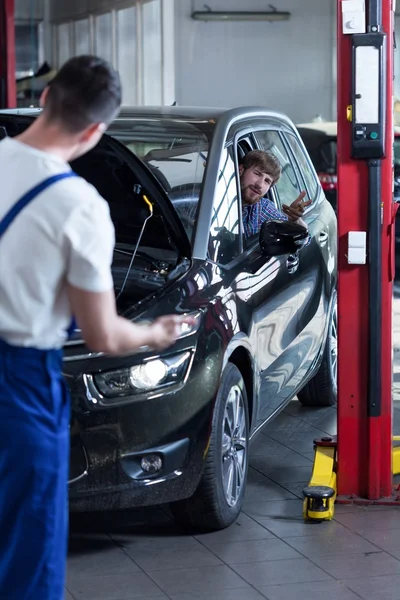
left=259, top=219, right=309, bottom=256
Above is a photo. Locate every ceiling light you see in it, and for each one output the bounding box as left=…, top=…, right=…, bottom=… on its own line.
left=191, top=10, right=291, bottom=22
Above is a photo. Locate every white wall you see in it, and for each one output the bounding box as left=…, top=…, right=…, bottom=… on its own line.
left=15, top=0, right=44, bottom=23
left=46, top=0, right=175, bottom=106
left=174, top=0, right=336, bottom=123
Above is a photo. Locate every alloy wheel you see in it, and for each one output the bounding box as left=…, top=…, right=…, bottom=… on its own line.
left=221, top=385, right=248, bottom=508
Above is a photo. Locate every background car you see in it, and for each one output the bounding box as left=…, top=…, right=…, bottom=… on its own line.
left=0, top=106, right=337, bottom=531
left=296, top=120, right=400, bottom=211
left=297, top=120, right=400, bottom=278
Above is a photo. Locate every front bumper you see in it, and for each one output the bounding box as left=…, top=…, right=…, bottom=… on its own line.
left=69, top=434, right=204, bottom=511
left=66, top=343, right=221, bottom=511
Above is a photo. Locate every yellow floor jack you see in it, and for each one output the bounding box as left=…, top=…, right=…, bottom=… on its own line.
left=303, top=435, right=400, bottom=522
left=302, top=436, right=337, bottom=522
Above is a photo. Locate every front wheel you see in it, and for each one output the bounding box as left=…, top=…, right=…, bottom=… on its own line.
left=298, top=291, right=337, bottom=407
left=170, top=363, right=249, bottom=531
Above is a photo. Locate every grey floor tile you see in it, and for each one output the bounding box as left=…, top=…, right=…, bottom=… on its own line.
left=299, top=451, right=316, bottom=461
left=231, top=557, right=332, bottom=587
left=283, top=408, right=337, bottom=436
left=254, top=465, right=313, bottom=485
left=262, top=413, right=318, bottom=434
left=283, top=530, right=381, bottom=557
left=310, top=551, right=400, bottom=580
left=250, top=515, right=351, bottom=539
left=124, top=539, right=222, bottom=571
left=278, top=481, right=309, bottom=499
left=208, top=537, right=302, bottom=565
left=245, top=468, right=298, bottom=503
left=334, top=503, right=399, bottom=514
left=64, top=591, right=75, bottom=600
left=343, top=574, right=400, bottom=600
left=250, top=433, right=297, bottom=457
left=283, top=400, right=336, bottom=421
left=362, top=528, right=400, bottom=552
left=67, top=572, right=163, bottom=600
left=194, top=512, right=276, bottom=548
left=170, top=591, right=266, bottom=600
left=146, top=565, right=249, bottom=595
left=265, top=428, right=331, bottom=454
left=243, top=498, right=304, bottom=520
left=67, top=544, right=140, bottom=579
left=258, top=580, right=361, bottom=600
left=334, top=509, right=400, bottom=534
left=250, top=453, right=312, bottom=471
left=110, top=534, right=198, bottom=551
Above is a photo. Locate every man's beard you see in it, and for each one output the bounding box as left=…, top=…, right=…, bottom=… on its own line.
left=242, top=185, right=262, bottom=205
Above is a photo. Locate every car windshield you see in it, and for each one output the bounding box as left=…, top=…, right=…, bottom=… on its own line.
left=107, top=117, right=213, bottom=241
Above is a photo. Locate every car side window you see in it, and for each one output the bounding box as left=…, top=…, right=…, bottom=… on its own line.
left=254, top=130, right=302, bottom=209
left=208, top=147, right=241, bottom=265
left=285, top=133, right=319, bottom=201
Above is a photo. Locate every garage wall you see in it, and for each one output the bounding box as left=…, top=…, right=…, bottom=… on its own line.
left=46, top=0, right=174, bottom=107
left=15, top=0, right=44, bottom=23
left=174, top=0, right=337, bottom=124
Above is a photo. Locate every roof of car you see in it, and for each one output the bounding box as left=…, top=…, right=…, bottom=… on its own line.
left=118, top=105, right=228, bottom=121
left=297, top=120, right=400, bottom=136
left=0, top=105, right=297, bottom=129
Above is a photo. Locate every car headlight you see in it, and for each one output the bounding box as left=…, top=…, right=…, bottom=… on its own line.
left=93, top=351, right=192, bottom=399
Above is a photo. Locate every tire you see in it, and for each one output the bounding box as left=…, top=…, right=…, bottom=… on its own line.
left=169, top=363, right=249, bottom=532
left=298, top=291, right=337, bottom=407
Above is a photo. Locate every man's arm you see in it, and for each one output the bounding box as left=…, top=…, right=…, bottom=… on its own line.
left=67, top=285, right=190, bottom=355
left=259, top=197, right=289, bottom=222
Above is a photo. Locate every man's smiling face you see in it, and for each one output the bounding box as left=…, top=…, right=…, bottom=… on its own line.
left=239, top=163, right=274, bottom=206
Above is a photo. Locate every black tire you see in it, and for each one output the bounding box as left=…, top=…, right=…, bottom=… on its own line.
left=298, top=291, right=337, bottom=407
left=169, top=363, right=249, bottom=532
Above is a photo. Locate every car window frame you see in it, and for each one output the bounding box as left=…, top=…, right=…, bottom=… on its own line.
left=232, top=130, right=281, bottom=251
left=205, top=141, right=244, bottom=268
left=252, top=127, right=305, bottom=213
left=282, top=131, right=323, bottom=207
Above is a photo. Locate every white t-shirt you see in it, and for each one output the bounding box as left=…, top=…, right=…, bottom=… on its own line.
left=0, top=137, right=115, bottom=349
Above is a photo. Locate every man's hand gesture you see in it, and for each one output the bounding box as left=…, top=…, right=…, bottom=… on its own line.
left=282, top=191, right=312, bottom=222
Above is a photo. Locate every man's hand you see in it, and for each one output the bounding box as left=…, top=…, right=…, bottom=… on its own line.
left=147, top=315, right=196, bottom=351
left=282, top=191, right=312, bottom=222
left=67, top=284, right=197, bottom=355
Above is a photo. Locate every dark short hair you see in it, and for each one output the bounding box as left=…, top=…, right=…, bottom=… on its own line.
left=44, top=55, right=122, bottom=133
left=241, top=149, right=282, bottom=184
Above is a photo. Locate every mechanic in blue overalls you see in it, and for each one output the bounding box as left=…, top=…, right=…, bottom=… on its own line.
left=0, top=55, right=188, bottom=600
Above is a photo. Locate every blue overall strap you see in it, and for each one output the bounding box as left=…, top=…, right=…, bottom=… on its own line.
left=0, top=171, right=79, bottom=339
left=0, top=172, right=78, bottom=237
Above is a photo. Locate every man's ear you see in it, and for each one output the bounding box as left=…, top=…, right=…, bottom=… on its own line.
left=39, top=86, right=49, bottom=108
left=80, top=122, right=107, bottom=142
left=239, top=164, right=244, bottom=176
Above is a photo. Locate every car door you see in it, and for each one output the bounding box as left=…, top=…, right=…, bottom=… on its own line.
left=239, top=127, right=305, bottom=426
left=283, top=131, right=337, bottom=384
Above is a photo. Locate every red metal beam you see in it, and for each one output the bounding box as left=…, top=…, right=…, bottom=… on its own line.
left=336, top=0, right=393, bottom=500
left=378, top=0, right=394, bottom=500
left=0, top=0, right=16, bottom=108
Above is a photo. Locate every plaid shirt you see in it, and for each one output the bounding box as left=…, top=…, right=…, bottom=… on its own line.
left=242, top=198, right=288, bottom=238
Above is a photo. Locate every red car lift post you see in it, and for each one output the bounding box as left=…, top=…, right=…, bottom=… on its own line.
left=303, top=0, right=397, bottom=519
left=337, top=0, right=394, bottom=503
left=0, top=0, right=16, bottom=108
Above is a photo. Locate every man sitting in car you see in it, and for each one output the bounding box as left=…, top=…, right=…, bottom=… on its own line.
left=240, top=149, right=311, bottom=237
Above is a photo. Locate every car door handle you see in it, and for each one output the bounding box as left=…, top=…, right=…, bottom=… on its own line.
left=319, top=230, right=329, bottom=246
left=286, top=254, right=299, bottom=274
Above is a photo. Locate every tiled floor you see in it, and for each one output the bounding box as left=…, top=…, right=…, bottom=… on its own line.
left=66, top=399, right=400, bottom=600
